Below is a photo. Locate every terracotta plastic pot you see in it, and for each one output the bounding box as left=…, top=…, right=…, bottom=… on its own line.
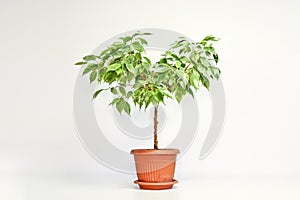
left=131, top=149, right=180, bottom=190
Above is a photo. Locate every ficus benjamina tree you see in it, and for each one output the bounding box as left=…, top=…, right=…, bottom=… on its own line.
left=75, top=31, right=221, bottom=150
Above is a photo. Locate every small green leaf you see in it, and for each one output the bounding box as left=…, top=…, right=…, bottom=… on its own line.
left=158, top=87, right=173, bottom=98
left=107, top=63, right=121, bottom=71
left=156, top=64, right=169, bottom=73
left=203, top=35, right=220, bottom=42
left=143, top=56, right=151, bottom=64
left=135, top=53, right=142, bottom=60
left=122, top=36, right=132, bottom=43
left=111, top=41, right=124, bottom=48
left=186, top=87, right=194, bottom=98
left=170, top=53, right=181, bottom=61
left=93, top=89, right=104, bottom=99
left=171, top=43, right=183, bottom=49
left=83, top=55, right=97, bottom=61
left=119, top=86, right=126, bottom=96
left=180, top=56, right=190, bottom=63
left=126, top=63, right=134, bottom=73
left=190, top=72, right=200, bottom=89
left=126, top=91, right=133, bottom=98
left=89, top=71, right=97, bottom=83
left=116, top=99, right=125, bottom=113
left=83, top=63, right=98, bottom=75
left=75, top=61, right=87, bottom=65
left=100, top=49, right=110, bottom=57
left=110, top=97, right=120, bottom=105
left=200, top=74, right=210, bottom=89
left=127, top=55, right=135, bottom=63
left=142, top=62, right=150, bottom=70
left=132, top=42, right=144, bottom=52
left=213, top=54, right=219, bottom=64
left=209, top=66, right=221, bottom=79
left=179, top=48, right=185, bottom=55
left=110, top=88, right=118, bottom=94
left=137, top=38, right=148, bottom=45
left=175, top=87, right=186, bottom=102
left=200, top=57, right=210, bottom=67
left=124, top=101, right=131, bottom=115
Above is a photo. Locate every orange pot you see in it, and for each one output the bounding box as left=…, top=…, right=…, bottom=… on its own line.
left=131, top=149, right=179, bottom=190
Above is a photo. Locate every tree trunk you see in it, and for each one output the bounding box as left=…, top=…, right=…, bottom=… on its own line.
left=153, top=106, right=158, bottom=149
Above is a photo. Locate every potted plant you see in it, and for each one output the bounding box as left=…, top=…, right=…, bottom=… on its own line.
left=75, top=31, right=221, bottom=190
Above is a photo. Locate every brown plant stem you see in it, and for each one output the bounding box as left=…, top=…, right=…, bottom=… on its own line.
left=154, top=106, right=158, bottom=149
left=184, top=62, right=192, bottom=71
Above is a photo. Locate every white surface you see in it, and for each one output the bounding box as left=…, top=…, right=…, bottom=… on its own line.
left=1, top=172, right=299, bottom=200
left=0, top=0, right=300, bottom=199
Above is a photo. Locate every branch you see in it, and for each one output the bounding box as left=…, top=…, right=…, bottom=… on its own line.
left=184, top=62, right=192, bottom=71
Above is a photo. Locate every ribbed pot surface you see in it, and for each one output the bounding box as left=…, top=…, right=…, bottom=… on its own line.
left=131, top=149, right=179, bottom=183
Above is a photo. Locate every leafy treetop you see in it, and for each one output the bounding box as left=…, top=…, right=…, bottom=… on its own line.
left=75, top=31, right=221, bottom=115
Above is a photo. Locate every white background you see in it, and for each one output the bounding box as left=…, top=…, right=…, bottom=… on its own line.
left=0, top=0, right=300, bottom=199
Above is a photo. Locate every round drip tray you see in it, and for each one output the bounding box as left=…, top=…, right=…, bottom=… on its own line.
left=134, top=179, right=178, bottom=190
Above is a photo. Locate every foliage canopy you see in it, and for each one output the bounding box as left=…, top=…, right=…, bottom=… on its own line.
left=75, top=31, right=221, bottom=115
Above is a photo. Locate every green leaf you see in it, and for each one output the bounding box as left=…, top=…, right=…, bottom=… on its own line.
left=132, top=42, right=144, bottom=52
left=190, top=72, right=200, bottom=89
left=122, top=36, right=132, bottom=43
left=100, top=49, right=110, bottom=57
left=179, top=48, right=185, bottom=54
left=119, top=86, right=126, bottom=96
left=125, top=62, right=134, bottom=72
left=110, top=88, right=118, bottom=94
left=174, top=87, right=186, bottom=102
left=213, top=54, right=219, bottom=64
left=142, top=62, right=150, bottom=70
left=186, top=87, right=194, bottom=98
left=204, top=46, right=215, bottom=54
left=180, top=56, right=190, bottom=63
left=200, top=57, right=210, bottom=67
left=155, top=91, right=164, bottom=103
left=89, top=71, right=97, bottom=83
left=75, top=61, right=87, bottom=65
left=137, top=38, right=148, bottom=45
left=107, top=63, right=121, bottom=71
left=120, top=45, right=131, bottom=53
left=143, top=56, right=151, bottom=64
left=142, top=32, right=152, bottom=35
left=124, top=101, right=131, bottom=115
left=170, top=53, right=181, bottom=61
left=83, top=63, right=98, bottom=75
left=203, top=35, right=220, bottom=42
left=126, top=91, right=133, bottom=98
left=190, top=51, right=200, bottom=63
left=175, top=69, right=186, bottom=83
left=83, top=55, right=97, bottom=61
left=209, top=66, right=221, bottom=79
left=93, top=89, right=104, bottom=99
left=110, top=97, right=120, bottom=105
left=158, top=87, right=173, bottom=98
left=135, top=53, right=142, bottom=61
left=116, top=99, right=125, bottom=113
left=200, top=74, right=210, bottom=89
left=171, top=43, right=183, bottom=49
left=156, top=64, right=169, bottom=73
left=126, top=55, right=135, bottom=63
left=111, top=42, right=124, bottom=48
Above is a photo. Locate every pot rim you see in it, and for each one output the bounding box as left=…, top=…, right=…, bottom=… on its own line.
left=130, top=148, right=180, bottom=155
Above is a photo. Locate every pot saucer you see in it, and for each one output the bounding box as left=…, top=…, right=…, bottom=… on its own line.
left=134, top=179, right=178, bottom=190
